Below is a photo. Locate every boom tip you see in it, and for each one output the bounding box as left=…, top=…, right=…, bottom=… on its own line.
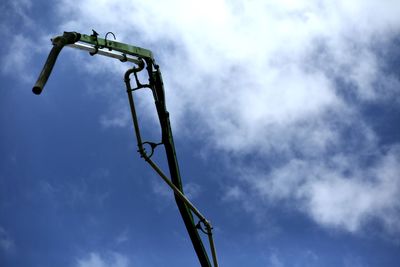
left=32, top=86, right=43, bottom=95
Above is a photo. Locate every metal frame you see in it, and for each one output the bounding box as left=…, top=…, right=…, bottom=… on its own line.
left=32, top=31, right=218, bottom=267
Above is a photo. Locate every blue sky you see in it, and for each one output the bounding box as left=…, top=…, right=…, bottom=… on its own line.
left=1, top=0, right=400, bottom=266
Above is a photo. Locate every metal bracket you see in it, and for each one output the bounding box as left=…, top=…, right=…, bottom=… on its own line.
left=140, top=141, right=163, bottom=158
left=89, top=30, right=99, bottom=56
left=104, top=31, right=116, bottom=51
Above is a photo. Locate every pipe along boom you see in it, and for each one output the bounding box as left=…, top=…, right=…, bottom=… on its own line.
left=32, top=31, right=218, bottom=267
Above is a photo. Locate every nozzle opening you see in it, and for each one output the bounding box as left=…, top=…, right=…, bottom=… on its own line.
left=32, top=86, right=43, bottom=95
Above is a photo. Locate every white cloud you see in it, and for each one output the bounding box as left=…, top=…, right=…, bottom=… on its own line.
left=76, top=252, right=130, bottom=267
left=248, top=146, right=400, bottom=233
left=52, top=0, right=400, bottom=234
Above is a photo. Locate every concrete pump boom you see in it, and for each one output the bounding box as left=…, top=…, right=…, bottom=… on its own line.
left=32, top=31, right=218, bottom=267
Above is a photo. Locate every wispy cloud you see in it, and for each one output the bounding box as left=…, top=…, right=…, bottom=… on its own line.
left=115, top=229, right=130, bottom=245
left=221, top=185, right=245, bottom=202
left=269, top=252, right=284, bottom=267
left=76, top=252, right=130, bottom=267
left=37, top=168, right=111, bottom=210
left=99, top=100, right=131, bottom=128
left=0, top=226, right=16, bottom=255
left=267, top=249, right=320, bottom=267
left=1, top=34, right=35, bottom=83
left=151, top=179, right=172, bottom=199
left=52, top=0, right=400, bottom=234
left=183, top=182, right=202, bottom=199
left=0, top=0, right=49, bottom=83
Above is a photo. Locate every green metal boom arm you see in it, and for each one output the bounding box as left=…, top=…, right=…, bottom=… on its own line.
left=32, top=31, right=153, bottom=94
left=32, top=31, right=218, bottom=267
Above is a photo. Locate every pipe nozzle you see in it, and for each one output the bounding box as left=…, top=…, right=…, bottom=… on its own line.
left=32, top=32, right=81, bottom=95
